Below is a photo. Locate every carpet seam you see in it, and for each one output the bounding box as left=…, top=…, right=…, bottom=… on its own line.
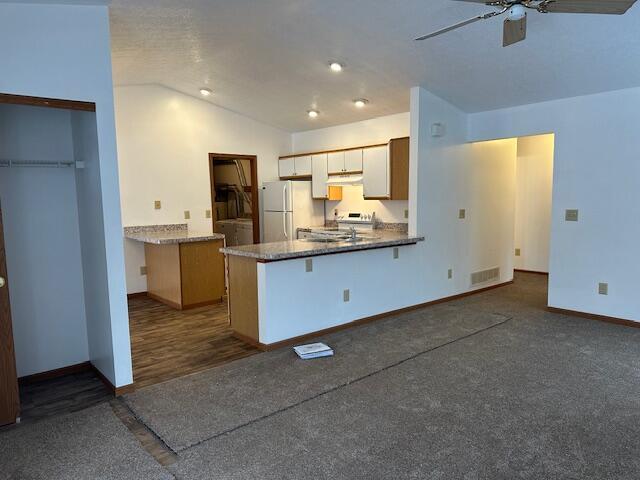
left=175, top=314, right=513, bottom=453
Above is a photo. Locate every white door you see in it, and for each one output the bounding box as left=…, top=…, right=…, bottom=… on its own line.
left=264, top=211, right=293, bottom=242
left=263, top=181, right=292, bottom=211
left=295, top=155, right=312, bottom=176
left=312, top=154, right=328, bottom=199
left=327, top=151, right=345, bottom=174
left=279, top=158, right=295, bottom=178
left=363, top=146, right=389, bottom=198
left=344, top=149, right=363, bottom=172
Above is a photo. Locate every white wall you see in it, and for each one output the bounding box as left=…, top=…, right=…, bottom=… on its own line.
left=0, top=105, right=88, bottom=377
left=114, top=85, right=292, bottom=293
left=514, top=134, right=554, bottom=273
left=0, top=3, right=133, bottom=386
left=468, top=87, right=640, bottom=322
left=292, top=113, right=410, bottom=224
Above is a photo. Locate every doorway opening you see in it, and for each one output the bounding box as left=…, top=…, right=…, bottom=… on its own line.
left=469, top=133, right=555, bottom=301
left=209, top=153, right=260, bottom=245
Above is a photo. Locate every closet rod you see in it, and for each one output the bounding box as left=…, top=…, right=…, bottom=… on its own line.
left=0, top=159, right=76, bottom=168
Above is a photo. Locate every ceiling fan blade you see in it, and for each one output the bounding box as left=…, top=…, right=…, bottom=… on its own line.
left=542, top=0, right=637, bottom=14
left=503, top=14, right=527, bottom=46
left=415, top=9, right=506, bottom=41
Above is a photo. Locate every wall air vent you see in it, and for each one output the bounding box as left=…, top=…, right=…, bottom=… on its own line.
left=471, top=267, right=500, bottom=286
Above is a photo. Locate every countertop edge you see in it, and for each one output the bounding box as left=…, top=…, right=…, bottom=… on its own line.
left=125, top=233, right=226, bottom=245
left=220, top=236, right=424, bottom=262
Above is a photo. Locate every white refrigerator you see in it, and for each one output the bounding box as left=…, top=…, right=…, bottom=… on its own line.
left=262, top=181, right=323, bottom=242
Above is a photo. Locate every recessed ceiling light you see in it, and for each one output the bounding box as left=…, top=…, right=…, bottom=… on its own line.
left=353, top=98, right=369, bottom=108
left=199, top=88, right=212, bottom=96
left=329, top=62, right=343, bottom=73
left=307, top=109, right=319, bottom=118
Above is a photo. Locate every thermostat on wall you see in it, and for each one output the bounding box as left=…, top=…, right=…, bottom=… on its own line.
left=431, top=123, right=445, bottom=137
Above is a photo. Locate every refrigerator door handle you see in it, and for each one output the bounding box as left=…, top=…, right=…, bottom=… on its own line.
left=282, top=185, right=288, bottom=238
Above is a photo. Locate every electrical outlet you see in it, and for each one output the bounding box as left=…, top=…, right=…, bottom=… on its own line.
left=404, top=209, right=409, bottom=219
left=459, top=209, right=466, bottom=219
left=343, top=289, right=350, bottom=302
left=448, top=269, right=453, bottom=279
left=154, top=200, right=161, bottom=210
left=205, top=209, right=212, bottom=219
left=565, top=209, right=579, bottom=222
left=393, top=247, right=399, bottom=259
left=140, top=266, right=147, bottom=275
left=515, top=248, right=521, bottom=256
left=184, top=210, right=191, bottom=220
left=598, top=282, right=608, bottom=295
left=305, top=258, right=313, bottom=272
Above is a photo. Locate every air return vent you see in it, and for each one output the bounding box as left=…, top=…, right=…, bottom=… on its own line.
left=470, top=267, right=500, bottom=286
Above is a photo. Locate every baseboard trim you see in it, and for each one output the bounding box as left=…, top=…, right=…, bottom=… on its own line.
left=514, top=269, right=549, bottom=276
left=91, top=364, right=135, bottom=396
left=127, top=291, right=148, bottom=300
left=147, top=292, right=182, bottom=310
left=547, top=306, right=640, bottom=329
left=18, top=361, right=92, bottom=385
left=251, top=280, right=514, bottom=351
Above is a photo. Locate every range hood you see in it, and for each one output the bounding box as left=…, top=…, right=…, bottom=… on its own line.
left=326, top=174, right=363, bottom=186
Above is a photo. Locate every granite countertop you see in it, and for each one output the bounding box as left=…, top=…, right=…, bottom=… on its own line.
left=220, top=231, right=424, bottom=261
left=124, top=224, right=225, bottom=245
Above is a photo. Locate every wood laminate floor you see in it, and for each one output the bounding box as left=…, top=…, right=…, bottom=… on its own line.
left=17, top=370, right=112, bottom=424
left=128, top=296, right=259, bottom=389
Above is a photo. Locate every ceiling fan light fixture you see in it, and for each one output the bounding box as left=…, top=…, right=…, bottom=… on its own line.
left=353, top=98, right=369, bottom=108
left=508, top=4, right=526, bottom=21
left=199, top=87, right=213, bottom=96
left=307, top=109, right=319, bottom=118
left=329, top=62, right=343, bottom=72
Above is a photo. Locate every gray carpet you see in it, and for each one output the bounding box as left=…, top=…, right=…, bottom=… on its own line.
left=124, top=302, right=509, bottom=451
left=167, top=274, right=640, bottom=479
left=0, top=403, right=172, bottom=480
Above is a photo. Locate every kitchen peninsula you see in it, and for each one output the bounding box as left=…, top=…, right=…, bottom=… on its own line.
left=221, top=231, right=424, bottom=349
left=125, top=225, right=226, bottom=310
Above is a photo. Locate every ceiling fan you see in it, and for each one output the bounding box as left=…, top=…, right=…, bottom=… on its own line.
left=415, top=0, right=637, bottom=47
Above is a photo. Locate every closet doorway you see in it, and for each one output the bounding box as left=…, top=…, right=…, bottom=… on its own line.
left=0, top=94, right=112, bottom=425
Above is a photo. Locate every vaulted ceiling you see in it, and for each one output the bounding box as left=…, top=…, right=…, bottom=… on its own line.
left=109, top=0, right=640, bottom=131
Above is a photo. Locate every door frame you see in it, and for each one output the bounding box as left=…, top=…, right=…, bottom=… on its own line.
left=0, top=201, right=20, bottom=426
left=208, top=153, right=260, bottom=244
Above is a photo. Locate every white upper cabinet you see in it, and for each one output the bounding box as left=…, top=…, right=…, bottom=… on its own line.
left=279, top=155, right=312, bottom=178
left=295, top=155, right=312, bottom=176
left=327, top=149, right=363, bottom=174
left=344, top=149, right=363, bottom=173
left=311, top=154, right=329, bottom=199
left=279, top=157, right=295, bottom=178
left=363, top=145, right=390, bottom=199
left=327, top=152, right=345, bottom=174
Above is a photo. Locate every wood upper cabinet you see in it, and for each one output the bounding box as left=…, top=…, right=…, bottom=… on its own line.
left=279, top=156, right=312, bottom=178
left=363, top=145, right=390, bottom=199
left=389, top=137, right=409, bottom=200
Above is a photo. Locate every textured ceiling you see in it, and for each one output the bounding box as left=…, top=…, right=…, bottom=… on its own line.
left=109, top=0, right=640, bottom=132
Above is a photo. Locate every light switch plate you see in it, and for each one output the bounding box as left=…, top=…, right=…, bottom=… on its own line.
left=598, top=282, right=608, bottom=295
left=305, top=258, right=313, bottom=272
left=404, top=209, right=409, bottom=219
left=184, top=210, right=191, bottom=220
left=459, top=209, right=466, bottom=219
left=154, top=200, right=161, bottom=210
left=515, top=248, right=521, bottom=256
left=140, top=266, right=147, bottom=275
left=565, top=209, right=579, bottom=222
left=343, top=289, right=350, bottom=302
left=205, top=209, right=212, bottom=219
left=393, top=248, right=399, bottom=259
left=448, top=269, right=453, bottom=279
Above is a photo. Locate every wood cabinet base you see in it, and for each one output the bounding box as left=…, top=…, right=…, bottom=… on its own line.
left=145, top=240, right=225, bottom=310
